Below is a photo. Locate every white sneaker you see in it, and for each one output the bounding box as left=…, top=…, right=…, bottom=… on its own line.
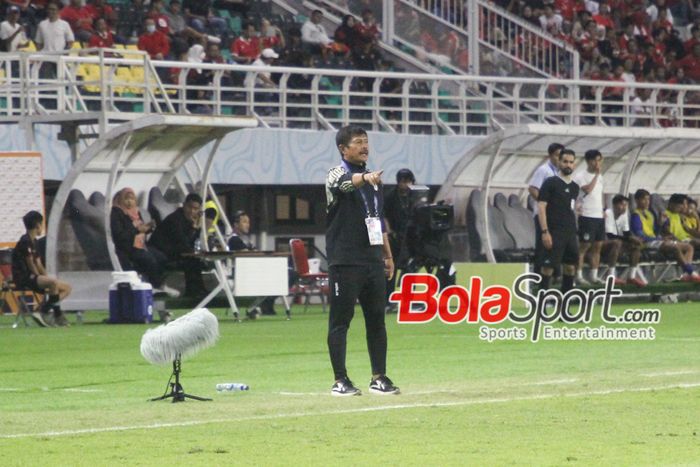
left=155, top=285, right=180, bottom=298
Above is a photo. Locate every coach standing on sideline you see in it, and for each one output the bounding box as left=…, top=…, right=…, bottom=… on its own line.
left=325, top=125, right=400, bottom=397
left=529, top=142, right=564, bottom=273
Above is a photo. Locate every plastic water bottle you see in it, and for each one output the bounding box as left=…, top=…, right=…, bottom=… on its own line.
left=216, top=383, right=249, bottom=392
left=194, top=238, right=202, bottom=253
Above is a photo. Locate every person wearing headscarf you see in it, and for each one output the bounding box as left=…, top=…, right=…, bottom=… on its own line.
left=110, top=187, right=176, bottom=295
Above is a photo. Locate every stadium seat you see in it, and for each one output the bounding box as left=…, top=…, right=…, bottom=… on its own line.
left=495, top=192, right=535, bottom=251
left=148, top=187, right=177, bottom=225
left=66, top=189, right=112, bottom=270
left=289, top=238, right=328, bottom=313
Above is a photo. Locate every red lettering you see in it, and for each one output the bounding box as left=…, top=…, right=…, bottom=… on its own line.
left=438, top=286, right=469, bottom=323
left=467, top=277, right=482, bottom=322
left=393, top=274, right=513, bottom=325
left=479, top=286, right=511, bottom=323
left=392, top=274, right=439, bottom=323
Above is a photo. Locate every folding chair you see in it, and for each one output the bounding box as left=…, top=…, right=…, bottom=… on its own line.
left=0, top=265, right=46, bottom=328
left=289, top=239, right=329, bottom=312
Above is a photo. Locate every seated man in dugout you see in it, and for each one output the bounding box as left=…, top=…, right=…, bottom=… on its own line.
left=602, top=194, right=647, bottom=287
left=11, top=211, right=72, bottom=327
left=630, top=189, right=700, bottom=283
left=148, top=193, right=208, bottom=298
left=681, top=196, right=700, bottom=240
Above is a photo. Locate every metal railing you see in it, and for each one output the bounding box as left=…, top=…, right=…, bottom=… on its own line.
left=2, top=51, right=700, bottom=135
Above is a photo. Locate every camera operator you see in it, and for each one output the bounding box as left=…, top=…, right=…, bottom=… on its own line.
left=383, top=168, right=415, bottom=313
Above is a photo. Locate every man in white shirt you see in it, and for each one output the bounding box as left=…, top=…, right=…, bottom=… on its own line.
left=1, top=6, right=29, bottom=52
left=603, top=194, right=647, bottom=286
left=35, top=2, right=74, bottom=52
left=301, top=9, right=331, bottom=55
left=573, top=149, right=606, bottom=284
left=529, top=142, right=564, bottom=274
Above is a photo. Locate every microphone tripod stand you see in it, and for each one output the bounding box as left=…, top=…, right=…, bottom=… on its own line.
left=150, top=354, right=211, bottom=403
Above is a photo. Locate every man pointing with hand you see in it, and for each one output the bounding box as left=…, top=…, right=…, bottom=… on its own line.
left=325, top=125, right=400, bottom=397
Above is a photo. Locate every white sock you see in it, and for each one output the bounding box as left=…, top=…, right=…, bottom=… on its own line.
left=577, top=269, right=584, bottom=280
left=590, top=268, right=599, bottom=280
left=609, top=267, right=617, bottom=278
left=637, top=267, right=648, bottom=282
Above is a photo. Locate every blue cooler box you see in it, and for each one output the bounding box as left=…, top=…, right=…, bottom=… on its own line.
left=109, top=282, right=153, bottom=324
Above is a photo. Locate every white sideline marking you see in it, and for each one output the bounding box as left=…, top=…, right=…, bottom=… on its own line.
left=0, top=388, right=22, bottom=392
left=2, top=381, right=700, bottom=440
left=641, top=370, right=699, bottom=377
left=519, top=378, right=578, bottom=386
left=62, top=388, right=104, bottom=393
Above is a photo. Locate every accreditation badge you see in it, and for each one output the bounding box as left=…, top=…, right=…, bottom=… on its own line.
left=365, top=217, right=384, bottom=245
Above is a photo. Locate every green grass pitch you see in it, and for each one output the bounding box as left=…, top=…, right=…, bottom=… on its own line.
left=1, top=299, right=699, bottom=466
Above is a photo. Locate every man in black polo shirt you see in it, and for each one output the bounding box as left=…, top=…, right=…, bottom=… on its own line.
left=537, top=149, right=580, bottom=295
left=325, top=125, right=399, bottom=397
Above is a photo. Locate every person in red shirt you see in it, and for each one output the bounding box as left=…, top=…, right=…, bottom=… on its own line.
left=138, top=18, right=170, bottom=59
left=60, top=0, right=93, bottom=42
left=230, top=22, right=260, bottom=64
left=260, top=18, right=285, bottom=51
left=87, top=18, right=113, bottom=49
left=678, top=43, right=700, bottom=82
left=147, top=0, right=170, bottom=35
left=84, top=0, right=115, bottom=28
left=354, top=9, right=380, bottom=44
left=593, top=2, right=615, bottom=32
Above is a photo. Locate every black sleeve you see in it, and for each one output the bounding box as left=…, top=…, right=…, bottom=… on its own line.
left=110, top=207, right=136, bottom=254
left=168, top=212, right=196, bottom=256
left=228, top=236, right=247, bottom=251
left=538, top=177, right=554, bottom=203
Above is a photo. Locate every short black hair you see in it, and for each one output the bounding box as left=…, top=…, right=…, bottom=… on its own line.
left=205, top=207, right=217, bottom=220
left=634, top=188, right=650, bottom=200
left=669, top=193, right=687, bottom=205
left=312, top=9, right=323, bottom=15
left=184, top=193, right=203, bottom=205
left=23, top=210, right=43, bottom=230
left=548, top=142, right=564, bottom=156
left=336, top=125, right=367, bottom=155
left=612, top=194, right=629, bottom=205
left=233, top=210, right=248, bottom=224
left=396, top=168, right=415, bottom=183
left=585, top=149, right=602, bottom=161
left=560, top=148, right=576, bottom=159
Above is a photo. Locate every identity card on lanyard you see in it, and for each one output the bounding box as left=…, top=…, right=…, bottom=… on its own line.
left=365, top=217, right=383, bottom=245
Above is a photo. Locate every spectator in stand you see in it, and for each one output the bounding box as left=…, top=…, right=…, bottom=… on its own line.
left=603, top=194, right=647, bottom=286
left=246, top=48, right=279, bottom=114
left=678, top=43, right=700, bottom=81
left=35, top=2, right=74, bottom=52
left=138, top=17, right=169, bottom=60
left=87, top=17, right=113, bottom=49
left=116, top=0, right=147, bottom=41
left=230, top=22, right=260, bottom=64
left=147, top=0, right=170, bottom=35
left=1, top=6, right=29, bottom=52
left=630, top=189, right=700, bottom=282
left=85, top=0, right=115, bottom=30
left=631, top=87, right=653, bottom=125
left=593, top=2, right=615, bottom=33
left=260, top=18, right=285, bottom=51
left=354, top=9, right=380, bottom=44
left=281, top=27, right=306, bottom=67
left=164, top=0, right=205, bottom=57
left=182, top=0, right=226, bottom=38
left=301, top=9, right=332, bottom=57
left=335, top=14, right=359, bottom=54
left=539, top=4, right=564, bottom=34
left=647, top=0, right=674, bottom=24
left=60, top=0, right=93, bottom=42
